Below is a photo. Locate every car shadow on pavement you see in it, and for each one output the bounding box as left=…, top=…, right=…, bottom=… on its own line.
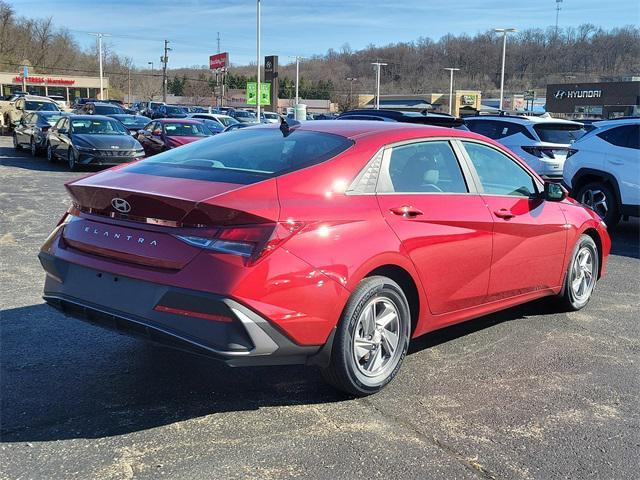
left=609, top=218, right=640, bottom=259
left=0, top=146, right=106, bottom=173
left=1, top=297, right=552, bottom=443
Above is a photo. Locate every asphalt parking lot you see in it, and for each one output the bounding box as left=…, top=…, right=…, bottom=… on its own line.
left=1, top=135, right=638, bottom=480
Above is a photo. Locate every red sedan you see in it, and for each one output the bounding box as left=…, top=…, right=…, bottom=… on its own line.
left=40, top=121, right=610, bottom=395
left=135, top=118, right=212, bottom=156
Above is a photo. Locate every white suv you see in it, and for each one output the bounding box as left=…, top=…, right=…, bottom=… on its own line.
left=563, top=118, right=640, bottom=228
left=465, top=114, right=585, bottom=179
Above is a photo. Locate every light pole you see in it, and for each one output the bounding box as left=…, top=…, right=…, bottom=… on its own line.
left=291, top=56, right=306, bottom=105
left=346, top=77, right=358, bottom=109
left=256, top=0, right=261, bottom=120
left=444, top=68, right=460, bottom=115
left=371, top=62, right=387, bottom=110
left=494, top=28, right=516, bottom=111
left=89, top=32, right=111, bottom=100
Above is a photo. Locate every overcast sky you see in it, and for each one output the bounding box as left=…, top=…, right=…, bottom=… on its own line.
left=12, top=0, right=640, bottom=68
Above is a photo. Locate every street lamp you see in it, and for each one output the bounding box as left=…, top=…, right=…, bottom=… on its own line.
left=494, top=28, right=517, bottom=111
left=148, top=61, right=154, bottom=73
left=346, top=77, right=358, bottom=109
left=256, top=0, right=261, bottom=120
left=444, top=68, right=460, bottom=115
left=89, top=32, right=111, bottom=100
left=291, top=56, right=307, bottom=105
left=371, top=62, right=387, bottom=110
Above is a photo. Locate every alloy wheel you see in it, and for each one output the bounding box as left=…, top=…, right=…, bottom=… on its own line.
left=571, top=246, right=596, bottom=302
left=580, top=188, right=608, bottom=219
left=352, top=297, right=401, bottom=377
left=68, top=149, right=77, bottom=170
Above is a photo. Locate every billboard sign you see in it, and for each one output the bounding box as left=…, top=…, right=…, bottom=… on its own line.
left=246, top=82, right=271, bottom=106
left=209, top=52, right=228, bottom=70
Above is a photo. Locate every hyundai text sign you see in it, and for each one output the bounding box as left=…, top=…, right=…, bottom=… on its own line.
left=209, top=52, right=228, bottom=70
left=553, top=89, right=602, bottom=99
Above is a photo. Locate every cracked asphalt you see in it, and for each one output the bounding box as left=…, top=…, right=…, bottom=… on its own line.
left=1, top=135, right=639, bottom=479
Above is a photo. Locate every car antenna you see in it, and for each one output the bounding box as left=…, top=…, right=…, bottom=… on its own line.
left=279, top=116, right=300, bottom=137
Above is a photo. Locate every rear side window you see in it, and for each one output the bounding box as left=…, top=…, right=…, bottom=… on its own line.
left=382, top=141, right=468, bottom=193
left=533, top=123, right=585, bottom=144
left=597, top=125, right=640, bottom=150
left=466, top=120, right=534, bottom=140
left=125, top=128, right=354, bottom=183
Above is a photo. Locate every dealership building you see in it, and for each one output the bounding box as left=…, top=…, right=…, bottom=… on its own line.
left=0, top=72, right=108, bottom=101
left=545, top=80, right=640, bottom=119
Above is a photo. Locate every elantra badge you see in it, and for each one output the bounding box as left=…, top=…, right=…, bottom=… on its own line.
left=111, top=198, right=131, bottom=213
left=110, top=145, right=120, bottom=149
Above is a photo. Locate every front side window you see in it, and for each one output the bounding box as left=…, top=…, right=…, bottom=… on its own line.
left=382, top=141, right=468, bottom=193
left=94, top=104, right=124, bottom=115
left=463, top=141, right=537, bottom=197
left=163, top=122, right=210, bottom=137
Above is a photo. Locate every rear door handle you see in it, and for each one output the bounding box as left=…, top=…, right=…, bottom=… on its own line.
left=390, top=206, right=424, bottom=217
left=494, top=208, right=515, bottom=219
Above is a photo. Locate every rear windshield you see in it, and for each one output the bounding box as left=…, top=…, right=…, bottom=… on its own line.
left=533, top=123, right=585, bottom=144
left=165, top=106, right=186, bottom=114
left=125, top=127, right=354, bottom=183
left=94, top=104, right=124, bottom=114
left=26, top=101, right=59, bottom=111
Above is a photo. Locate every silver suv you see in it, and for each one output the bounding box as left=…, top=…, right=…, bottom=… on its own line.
left=465, top=114, right=585, bottom=179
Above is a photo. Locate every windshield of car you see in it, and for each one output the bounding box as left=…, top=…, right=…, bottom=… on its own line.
left=113, top=115, right=150, bottom=125
left=200, top=119, right=224, bottom=132
left=216, top=115, right=239, bottom=126
left=166, top=106, right=186, bottom=114
left=533, top=123, right=586, bottom=144
left=70, top=119, right=128, bottom=135
left=234, top=110, right=255, bottom=118
left=163, top=122, right=210, bottom=136
left=25, top=101, right=59, bottom=112
left=94, top=104, right=124, bottom=114
left=264, top=113, right=279, bottom=119
left=41, top=113, right=67, bottom=126
left=127, top=128, right=354, bottom=183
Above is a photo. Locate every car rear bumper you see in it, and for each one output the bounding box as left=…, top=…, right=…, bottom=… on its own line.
left=39, top=252, right=322, bottom=366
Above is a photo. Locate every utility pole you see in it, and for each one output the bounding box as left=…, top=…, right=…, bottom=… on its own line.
left=494, top=28, right=516, bottom=111
left=444, top=68, right=460, bottom=115
left=256, top=0, right=261, bottom=120
left=161, top=40, right=171, bottom=103
left=89, top=32, right=111, bottom=100
left=217, top=32, right=221, bottom=53
left=346, top=77, right=358, bottom=109
left=127, top=67, right=131, bottom=104
left=555, top=0, right=563, bottom=37
left=371, top=62, right=387, bottom=110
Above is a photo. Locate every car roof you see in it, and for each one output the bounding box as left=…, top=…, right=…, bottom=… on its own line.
left=340, top=109, right=456, bottom=119
left=23, top=95, right=56, bottom=102
left=466, top=114, right=583, bottom=126
left=156, top=118, right=201, bottom=124
left=256, top=120, right=484, bottom=143
left=591, top=118, right=640, bottom=128
left=68, top=114, right=116, bottom=121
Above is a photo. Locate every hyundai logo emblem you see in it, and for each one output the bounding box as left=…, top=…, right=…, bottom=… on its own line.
left=111, top=197, right=131, bottom=213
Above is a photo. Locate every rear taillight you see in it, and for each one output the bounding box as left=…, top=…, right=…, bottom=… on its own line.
left=521, top=146, right=569, bottom=159
left=566, top=148, right=578, bottom=158
left=175, top=221, right=304, bottom=263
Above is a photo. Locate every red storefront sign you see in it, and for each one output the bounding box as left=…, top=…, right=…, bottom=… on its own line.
left=209, top=52, right=228, bottom=70
left=13, top=76, right=76, bottom=86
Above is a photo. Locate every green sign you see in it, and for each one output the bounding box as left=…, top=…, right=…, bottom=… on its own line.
left=246, top=82, right=270, bottom=106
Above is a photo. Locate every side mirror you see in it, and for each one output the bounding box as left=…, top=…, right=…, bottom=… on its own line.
left=544, top=181, right=567, bottom=202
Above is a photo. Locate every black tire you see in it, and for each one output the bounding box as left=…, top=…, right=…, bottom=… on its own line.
left=555, top=234, right=599, bottom=311
left=46, top=143, right=56, bottom=163
left=13, top=133, right=22, bottom=150
left=321, top=276, right=411, bottom=396
left=67, top=147, right=78, bottom=171
left=30, top=136, right=39, bottom=156
left=576, top=181, right=620, bottom=229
